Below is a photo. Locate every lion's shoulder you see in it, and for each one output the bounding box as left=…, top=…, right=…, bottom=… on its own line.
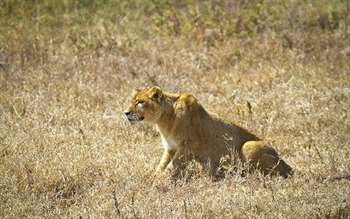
left=172, top=93, right=203, bottom=116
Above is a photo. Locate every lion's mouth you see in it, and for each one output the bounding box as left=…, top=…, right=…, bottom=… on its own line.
left=124, top=113, right=144, bottom=124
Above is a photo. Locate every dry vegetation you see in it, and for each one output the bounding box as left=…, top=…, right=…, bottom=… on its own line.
left=1, top=0, right=350, bottom=218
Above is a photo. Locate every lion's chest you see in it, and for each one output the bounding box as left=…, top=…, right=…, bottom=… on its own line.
left=160, top=134, right=179, bottom=150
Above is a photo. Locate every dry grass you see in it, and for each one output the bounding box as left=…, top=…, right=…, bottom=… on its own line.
left=1, top=1, right=350, bottom=218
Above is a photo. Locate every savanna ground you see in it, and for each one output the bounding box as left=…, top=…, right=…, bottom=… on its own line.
left=1, top=0, right=350, bottom=218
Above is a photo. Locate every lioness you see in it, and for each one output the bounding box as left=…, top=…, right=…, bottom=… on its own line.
left=124, top=86, right=293, bottom=178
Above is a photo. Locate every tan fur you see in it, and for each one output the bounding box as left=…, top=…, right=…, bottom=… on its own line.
left=124, top=87, right=293, bottom=178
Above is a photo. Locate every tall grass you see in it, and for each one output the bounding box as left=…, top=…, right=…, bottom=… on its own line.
left=1, top=0, right=349, bottom=218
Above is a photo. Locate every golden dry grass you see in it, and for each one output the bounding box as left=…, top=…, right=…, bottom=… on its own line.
left=1, top=1, right=350, bottom=218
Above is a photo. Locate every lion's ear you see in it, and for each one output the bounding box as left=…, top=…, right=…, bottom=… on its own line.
left=149, top=86, right=162, bottom=99
left=132, top=89, right=141, bottom=97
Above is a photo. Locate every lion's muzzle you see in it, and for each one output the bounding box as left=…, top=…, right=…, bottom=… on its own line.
left=123, top=111, right=144, bottom=124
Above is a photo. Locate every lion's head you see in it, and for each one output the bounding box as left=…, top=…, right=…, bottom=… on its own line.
left=124, top=86, right=164, bottom=124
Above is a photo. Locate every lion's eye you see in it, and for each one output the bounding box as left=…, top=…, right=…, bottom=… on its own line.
left=136, top=100, right=145, bottom=107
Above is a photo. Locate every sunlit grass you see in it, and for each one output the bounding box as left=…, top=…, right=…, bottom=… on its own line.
left=1, top=0, right=349, bottom=218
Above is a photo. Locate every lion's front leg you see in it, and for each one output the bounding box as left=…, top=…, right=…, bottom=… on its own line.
left=167, top=148, right=194, bottom=178
left=155, top=149, right=177, bottom=175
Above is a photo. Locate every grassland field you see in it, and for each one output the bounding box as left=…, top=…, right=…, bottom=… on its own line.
left=1, top=0, right=350, bottom=218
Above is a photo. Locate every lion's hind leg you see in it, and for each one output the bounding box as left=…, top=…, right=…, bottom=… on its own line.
left=241, top=141, right=293, bottom=178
